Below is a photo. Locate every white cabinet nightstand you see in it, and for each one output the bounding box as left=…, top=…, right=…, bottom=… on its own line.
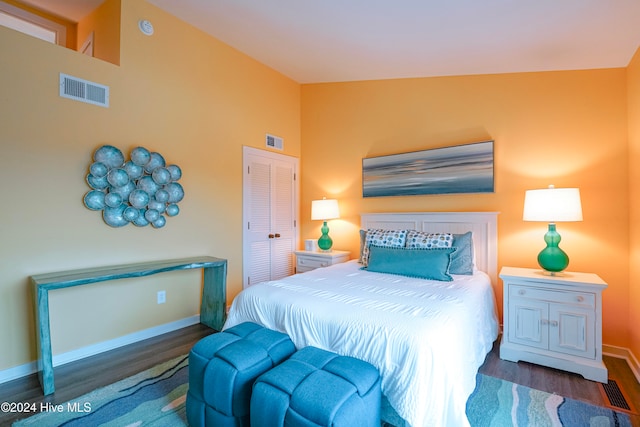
left=294, top=250, right=350, bottom=273
left=499, top=266, right=608, bottom=382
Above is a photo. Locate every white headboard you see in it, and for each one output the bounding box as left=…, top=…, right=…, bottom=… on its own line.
left=361, top=212, right=498, bottom=286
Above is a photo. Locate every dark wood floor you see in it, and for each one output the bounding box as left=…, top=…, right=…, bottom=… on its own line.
left=1, top=325, right=638, bottom=426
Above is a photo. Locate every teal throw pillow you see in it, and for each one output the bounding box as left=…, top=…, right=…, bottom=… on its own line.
left=450, top=232, right=474, bottom=275
left=365, top=245, right=455, bottom=281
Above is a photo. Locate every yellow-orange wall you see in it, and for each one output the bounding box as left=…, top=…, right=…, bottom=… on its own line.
left=301, top=70, right=631, bottom=348
left=77, top=0, right=121, bottom=65
left=628, top=48, right=640, bottom=360
left=0, top=0, right=299, bottom=371
left=1, top=0, right=638, bottom=376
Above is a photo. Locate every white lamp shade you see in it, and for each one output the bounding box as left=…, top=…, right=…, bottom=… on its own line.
left=311, top=199, right=340, bottom=220
left=523, top=187, right=583, bottom=222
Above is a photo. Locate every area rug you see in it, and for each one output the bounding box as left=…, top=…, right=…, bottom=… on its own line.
left=14, top=355, right=632, bottom=427
left=466, top=373, right=632, bottom=427
left=13, top=355, right=189, bottom=427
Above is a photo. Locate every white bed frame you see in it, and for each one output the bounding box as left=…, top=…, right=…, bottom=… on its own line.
left=361, top=212, right=499, bottom=286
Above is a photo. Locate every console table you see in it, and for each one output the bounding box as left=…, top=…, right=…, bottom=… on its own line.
left=30, top=256, right=227, bottom=395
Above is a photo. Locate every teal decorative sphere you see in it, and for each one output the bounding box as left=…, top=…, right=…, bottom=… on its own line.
left=166, top=203, right=180, bottom=217
left=167, top=164, right=182, bottom=181
left=83, top=190, right=105, bottom=210
left=104, top=192, right=122, bottom=208
left=152, top=167, right=171, bottom=185
left=124, top=161, right=144, bottom=180
left=94, top=145, right=124, bottom=168
left=129, top=189, right=150, bottom=209
left=89, top=162, right=108, bottom=178
left=86, top=173, right=109, bottom=190
left=106, top=168, right=129, bottom=188
left=152, top=215, right=166, bottom=228
left=130, top=146, right=151, bottom=166
left=144, top=152, right=166, bottom=174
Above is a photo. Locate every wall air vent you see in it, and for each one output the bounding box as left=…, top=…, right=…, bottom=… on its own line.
left=59, top=73, right=109, bottom=108
left=266, top=133, right=283, bottom=150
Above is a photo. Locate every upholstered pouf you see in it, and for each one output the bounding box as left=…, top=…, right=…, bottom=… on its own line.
left=186, top=322, right=296, bottom=427
left=250, top=346, right=382, bottom=427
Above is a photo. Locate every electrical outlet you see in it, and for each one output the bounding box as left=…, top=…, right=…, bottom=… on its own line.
left=157, top=290, right=166, bottom=304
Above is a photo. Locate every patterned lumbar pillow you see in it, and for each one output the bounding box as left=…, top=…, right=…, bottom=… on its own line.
left=405, top=230, right=453, bottom=249
left=361, top=229, right=408, bottom=267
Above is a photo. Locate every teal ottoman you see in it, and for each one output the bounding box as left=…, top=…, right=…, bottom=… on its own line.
left=186, top=322, right=296, bottom=427
left=250, top=346, right=382, bottom=427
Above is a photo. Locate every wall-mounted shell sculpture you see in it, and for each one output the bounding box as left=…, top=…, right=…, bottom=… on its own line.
left=83, top=145, right=183, bottom=228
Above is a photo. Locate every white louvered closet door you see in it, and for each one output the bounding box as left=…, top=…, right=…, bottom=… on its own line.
left=243, top=146, right=299, bottom=288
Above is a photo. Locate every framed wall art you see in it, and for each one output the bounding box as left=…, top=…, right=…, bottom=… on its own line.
left=362, top=140, right=494, bottom=197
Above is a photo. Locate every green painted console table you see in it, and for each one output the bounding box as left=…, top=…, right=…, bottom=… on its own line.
left=30, top=256, right=227, bottom=395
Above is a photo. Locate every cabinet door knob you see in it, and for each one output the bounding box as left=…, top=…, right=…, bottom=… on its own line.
left=549, top=320, right=558, bottom=327
left=275, top=233, right=281, bottom=238
left=576, top=296, right=584, bottom=302
left=268, top=234, right=275, bottom=239
left=518, top=289, right=526, bottom=295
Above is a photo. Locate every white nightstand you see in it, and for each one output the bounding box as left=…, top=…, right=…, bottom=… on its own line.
left=294, top=250, right=350, bottom=273
left=499, top=266, right=608, bottom=382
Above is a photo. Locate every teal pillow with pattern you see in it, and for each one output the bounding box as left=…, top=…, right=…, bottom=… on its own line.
left=450, top=232, right=474, bottom=275
left=361, top=228, right=408, bottom=267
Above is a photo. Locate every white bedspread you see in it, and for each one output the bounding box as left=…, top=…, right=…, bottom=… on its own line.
left=224, top=260, right=499, bottom=427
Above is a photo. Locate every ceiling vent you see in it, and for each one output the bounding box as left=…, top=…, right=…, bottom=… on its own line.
left=266, top=133, right=283, bottom=150
left=59, top=73, right=109, bottom=108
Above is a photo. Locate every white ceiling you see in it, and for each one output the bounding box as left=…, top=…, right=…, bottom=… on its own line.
left=24, top=0, right=640, bottom=84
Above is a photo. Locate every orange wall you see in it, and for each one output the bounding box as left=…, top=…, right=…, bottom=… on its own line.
left=0, top=1, right=299, bottom=371
left=1, top=0, right=637, bottom=374
left=628, top=48, right=640, bottom=360
left=77, top=0, right=121, bottom=65
left=301, top=70, right=630, bottom=348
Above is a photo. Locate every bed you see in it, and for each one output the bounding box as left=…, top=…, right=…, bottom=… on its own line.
left=224, top=212, right=500, bottom=427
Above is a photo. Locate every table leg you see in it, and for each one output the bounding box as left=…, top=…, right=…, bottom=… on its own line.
left=200, top=263, right=227, bottom=330
left=35, top=286, right=55, bottom=395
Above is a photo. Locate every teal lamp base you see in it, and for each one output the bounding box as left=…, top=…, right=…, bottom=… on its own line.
left=317, top=221, right=333, bottom=251
left=537, top=223, right=569, bottom=274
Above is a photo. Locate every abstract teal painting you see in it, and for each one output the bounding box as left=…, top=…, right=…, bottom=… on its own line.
left=363, top=140, right=494, bottom=197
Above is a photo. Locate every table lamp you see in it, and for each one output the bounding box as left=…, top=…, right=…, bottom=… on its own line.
left=523, top=185, right=583, bottom=274
left=311, top=198, right=340, bottom=251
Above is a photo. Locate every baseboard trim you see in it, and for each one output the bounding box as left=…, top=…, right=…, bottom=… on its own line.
left=603, top=344, right=640, bottom=383
left=0, top=315, right=200, bottom=386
